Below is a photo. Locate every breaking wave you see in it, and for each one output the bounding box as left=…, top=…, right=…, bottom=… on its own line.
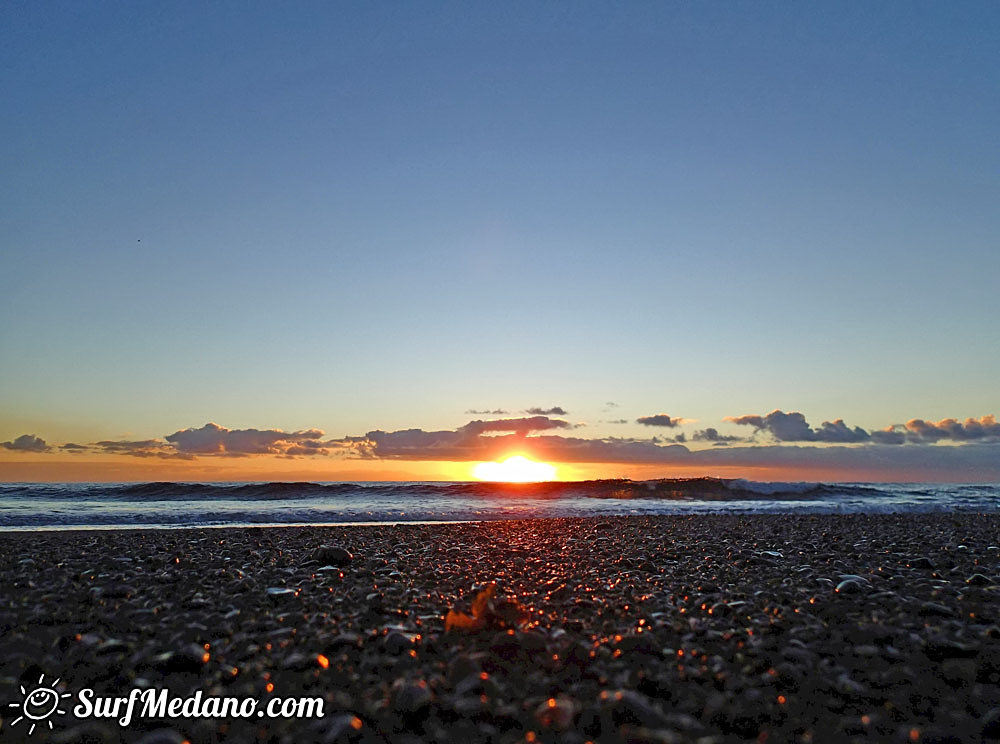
left=0, top=479, right=996, bottom=529
left=0, top=477, right=893, bottom=502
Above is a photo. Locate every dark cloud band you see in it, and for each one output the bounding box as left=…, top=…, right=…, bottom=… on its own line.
left=1, top=434, right=50, bottom=452
left=636, top=414, right=683, bottom=428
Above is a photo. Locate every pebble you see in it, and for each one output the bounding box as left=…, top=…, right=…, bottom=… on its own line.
left=534, top=695, right=578, bottom=730
left=446, top=653, right=482, bottom=685
left=149, top=644, right=207, bottom=673
left=966, top=573, right=993, bottom=586
left=598, top=689, right=669, bottom=730
left=282, top=652, right=313, bottom=671
left=320, top=714, right=367, bottom=743
left=94, top=638, right=128, bottom=655
left=837, top=573, right=870, bottom=583
left=919, top=601, right=955, bottom=618
left=835, top=579, right=865, bottom=594
left=382, top=631, right=414, bottom=655
left=941, top=658, right=977, bottom=686
left=2, top=513, right=998, bottom=744
left=91, top=583, right=137, bottom=599
left=486, top=630, right=546, bottom=665
left=327, top=632, right=362, bottom=650
left=456, top=671, right=501, bottom=700
left=836, top=674, right=866, bottom=698
left=923, top=640, right=979, bottom=660
left=311, top=545, right=354, bottom=566
left=390, top=678, right=433, bottom=714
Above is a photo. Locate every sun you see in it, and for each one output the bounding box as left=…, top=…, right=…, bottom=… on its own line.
left=472, top=455, right=557, bottom=482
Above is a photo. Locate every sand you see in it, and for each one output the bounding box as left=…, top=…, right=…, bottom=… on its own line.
left=0, top=514, right=998, bottom=743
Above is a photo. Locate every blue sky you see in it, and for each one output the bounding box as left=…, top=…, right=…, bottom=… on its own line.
left=2, top=2, right=999, bottom=480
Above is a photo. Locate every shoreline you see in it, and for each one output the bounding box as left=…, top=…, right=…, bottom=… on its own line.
left=2, top=508, right=998, bottom=534
left=1, top=514, right=998, bottom=742
left=0, top=519, right=475, bottom=534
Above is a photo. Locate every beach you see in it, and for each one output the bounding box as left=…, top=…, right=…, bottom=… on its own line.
left=1, top=514, right=998, bottom=743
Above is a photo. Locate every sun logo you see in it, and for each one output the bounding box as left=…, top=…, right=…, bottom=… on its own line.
left=7, top=673, right=72, bottom=736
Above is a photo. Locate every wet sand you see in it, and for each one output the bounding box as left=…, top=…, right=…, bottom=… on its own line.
left=1, top=514, right=998, bottom=743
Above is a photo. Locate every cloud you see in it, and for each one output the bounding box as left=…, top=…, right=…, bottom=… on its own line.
left=869, top=427, right=906, bottom=445
left=1, top=434, right=50, bottom=452
left=604, top=419, right=630, bottom=425
left=165, top=422, right=331, bottom=457
left=725, top=410, right=870, bottom=443
left=336, top=417, right=573, bottom=460
left=858, top=416, right=1000, bottom=445
left=88, top=423, right=342, bottom=459
left=814, top=419, right=871, bottom=443
left=692, top=427, right=744, bottom=445
left=465, top=409, right=509, bottom=415
left=903, top=415, right=1000, bottom=443
left=95, top=439, right=191, bottom=459
left=11, top=411, right=1000, bottom=482
left=692, top=440, right=1000, bottom=480
left=637, top=414, right=685, bottom=428
left=522, top=435, right=691, bottom=464
left=347, top=428, right=481, bottom=460
left=460, top=416, right=571, bottom=435
left=339, top=421, right=1000, bottom=479
left=725, top=410, right=1000, bottom=447
left=525, top=406, right=568, bottom=416
left=343, top=411, right=1000, bottom=469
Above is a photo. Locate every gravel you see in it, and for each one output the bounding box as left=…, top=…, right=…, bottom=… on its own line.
left=0, top=514, right=998, bottom=743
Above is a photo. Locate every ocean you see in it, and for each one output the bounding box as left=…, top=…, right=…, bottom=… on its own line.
left=0, top=478, right=997, bottom=530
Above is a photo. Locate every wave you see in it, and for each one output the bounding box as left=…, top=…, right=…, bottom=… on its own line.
left=1, top=479, right=996, bottom=529
left=1, top=477, right=893, bottom=502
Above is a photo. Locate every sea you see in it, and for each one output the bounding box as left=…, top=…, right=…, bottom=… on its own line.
left=0, top=479, right=997, bottom=530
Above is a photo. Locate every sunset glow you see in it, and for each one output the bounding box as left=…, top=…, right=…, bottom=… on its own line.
left=472, top=456, right=557, bottom=483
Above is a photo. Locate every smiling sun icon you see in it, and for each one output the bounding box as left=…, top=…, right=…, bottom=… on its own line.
left=7, top=673, right=71, bottom=736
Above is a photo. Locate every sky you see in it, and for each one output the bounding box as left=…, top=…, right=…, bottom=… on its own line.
left=2, top=2, right=999, bottom=482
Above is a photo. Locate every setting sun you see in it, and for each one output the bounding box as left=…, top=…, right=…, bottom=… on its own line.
left=472, top=455, right=557, bottom=483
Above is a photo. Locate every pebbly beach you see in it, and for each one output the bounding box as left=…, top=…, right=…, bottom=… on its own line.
left=1, top=514, right=998, bottom=743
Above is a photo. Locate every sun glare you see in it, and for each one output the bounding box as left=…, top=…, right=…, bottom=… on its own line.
left=472, top=455, right=557, bottom=483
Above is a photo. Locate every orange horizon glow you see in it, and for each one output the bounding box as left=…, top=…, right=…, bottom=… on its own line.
left=0, top=451, right=984, bottom=484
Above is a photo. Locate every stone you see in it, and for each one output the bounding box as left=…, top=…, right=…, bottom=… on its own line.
left=598, top=689, right=669, bottom=730
left=941, top=658, right=977, bottom=686
left=835, top=579, right=865, bottom=594
left=91, top=584, right=137, bottom=599
left=149, top=644, right=207, bottom=673
left=311, top=545, right=353, bottom=566
left=534, top=696, right=578, bottom=730
left=918, top=601, right=955, bottom=618
left=382, top=631, right=413, bottom=655
left=390, top=678, right=432, bottom=714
